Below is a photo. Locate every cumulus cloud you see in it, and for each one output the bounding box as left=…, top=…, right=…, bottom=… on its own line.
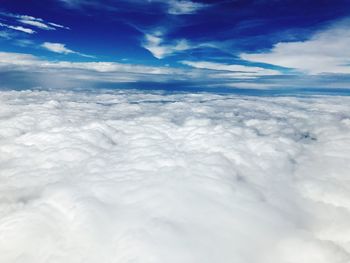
left=142, top=33, right=191, bottom=59
left=240, top=19, right=350, bottom=74
left=41, top=42, right=93, bottom=57
left=0, top=89, right=349, bottom=262
left=0, top=22, right=35, bottom=34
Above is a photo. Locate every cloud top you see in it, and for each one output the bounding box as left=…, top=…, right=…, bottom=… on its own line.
left=0, top=89, right=350, bottom=262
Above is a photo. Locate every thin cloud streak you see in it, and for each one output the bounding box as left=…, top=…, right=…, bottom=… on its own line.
left=41, top=42, right=94, bottom=58
left=0, top=12, right=69, bottom=31
left=0, top=22, right=35, bottom=34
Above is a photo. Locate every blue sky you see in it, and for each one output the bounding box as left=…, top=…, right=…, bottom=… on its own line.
left=1, top=0, right=350, bottom=91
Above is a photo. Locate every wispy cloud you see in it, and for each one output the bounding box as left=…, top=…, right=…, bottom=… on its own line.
left=0, top=12, right=69, bottom=31
left=41, top=42, right=75, bottom=54
left=41, top=42, right=94, bottom=58
left=19, top=18, right=55, bottom=30
left=48, top=22, right=70, bottom=30
left=0, top=30, right=12, bottom=39
left=240, top=19, right=350, bottom=74
left=57, top=0, right=207, bottom=15
left=182, top=60, right=281, bottom=78
left=142, top=32, right=191, bottom=59
left=0, top=51, right=185, bottom=74
left=166, top=0, right=207, bottom=15
left=0, top=22, right=35, bottom=34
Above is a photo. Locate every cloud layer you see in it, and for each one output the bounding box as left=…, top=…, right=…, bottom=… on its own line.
left=0, top=89, right=350, bottom=263
left=1, top=51, right=350, bottom=91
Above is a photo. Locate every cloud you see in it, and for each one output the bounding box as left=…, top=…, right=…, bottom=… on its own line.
left=57, top=0, right=206, bottom=15
left=0, top=31, right=12, bottom=39
left=19, top=18, right=55, bottom=30
left=240, top=19, right=350, bottom=74
left=182, top=60, right=281, bottom=77
left=1, top=51, right=350, bottom=91
left=0, top=51, right=193, bottom=86
left=166, top=0, right=207, bottom=15
left=0, top=22, right=35, bottom=34
left=0, top=12, right=69, bottom=31
left=142, top=33, right=191, bottom=59
left=41, top=42, right=93, bottom=57
left=0, top=89, right=350, bottom=262
left=41, top=42, right=75, bottom=54
left=18, top=15, right=70, bottom=30
left=48, top=22, right=70, bottom=30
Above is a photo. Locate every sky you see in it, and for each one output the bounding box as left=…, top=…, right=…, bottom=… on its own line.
left=1, top=2, right=350, bottom=261
left=1, top=0, right=350, bottom=91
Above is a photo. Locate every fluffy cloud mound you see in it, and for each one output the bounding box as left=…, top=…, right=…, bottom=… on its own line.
left=0, top=89, right=350, bottom=263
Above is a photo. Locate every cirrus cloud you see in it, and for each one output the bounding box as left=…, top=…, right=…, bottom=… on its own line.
left=142, top=33, right=191, bottom=59
left=41, top=42, right=94, bottom=58
left=0, top=22, right=35, bottom=34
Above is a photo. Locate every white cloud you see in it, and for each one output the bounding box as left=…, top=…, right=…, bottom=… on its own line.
left=19, top=19, right=55, bottom=30
left=18, top=15, right=69, bottom=30
left=166, top=0, right=207, bottom=15
left=0, top=12, right=69, bottom=31
left=182, top=60, right=281, bottom=77
left=240, top=19, right=350, bottom=74
left=0, top=52, right=175, bottom=73
left=41, top=42, right=75, bottom=54
left=0, top=89, right=350, bottom=262
left=48, top=22, right=70, bottom=30
left=0, top=22, right=35, bottom=34
left=41, top=42, right=93, bottom=58
left=142, top=33, right=191, bottom=59
left=0, top=52, right=194, bottom=85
